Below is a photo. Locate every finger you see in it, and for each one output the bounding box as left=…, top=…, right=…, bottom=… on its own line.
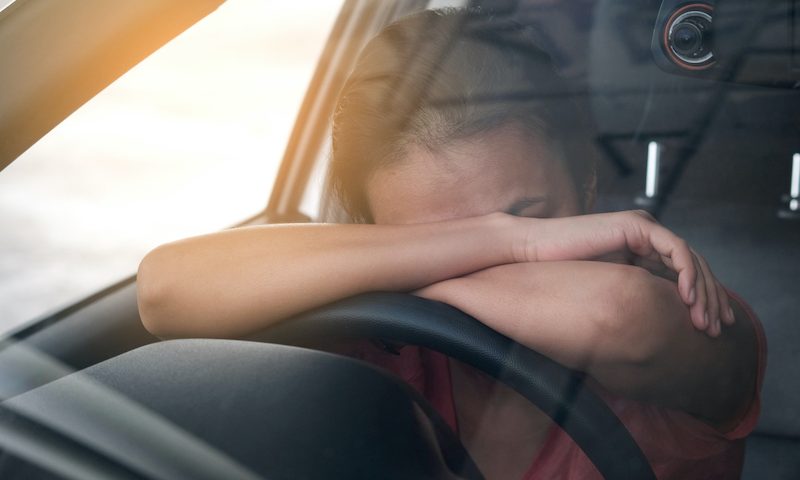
left=659, top=254, right=675, bottom=270
left=695, top=252, right=736, bottom=333
left=717, top=282, right=734, bottom=327
left=632, top=209, right=658, bottom=223
left=645, top=226, right=697, bottom=305
left=695, top=251, right=734, bottom=330
left=693, top=251, right=720, bottom=337
left=718, top=281, right=735, bottom=326
left=689, top=253, right=709, bottom=332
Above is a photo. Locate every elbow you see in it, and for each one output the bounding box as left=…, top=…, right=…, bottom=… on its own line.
left=600, top=265, right=672, bottom=365
left=136, top=246, right=179, bottom=339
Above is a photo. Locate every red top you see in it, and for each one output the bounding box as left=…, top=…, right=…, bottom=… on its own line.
left=340, top=290, right=767, bottom=479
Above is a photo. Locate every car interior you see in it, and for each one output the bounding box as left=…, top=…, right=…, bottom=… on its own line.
left=0, top=0, right=798, bottom=478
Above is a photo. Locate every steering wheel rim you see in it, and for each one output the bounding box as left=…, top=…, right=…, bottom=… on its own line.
left=249, top=292, right=656, bottom=480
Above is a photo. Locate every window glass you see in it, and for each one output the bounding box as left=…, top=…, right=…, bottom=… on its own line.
left=0, top=0, right=342, bottom=333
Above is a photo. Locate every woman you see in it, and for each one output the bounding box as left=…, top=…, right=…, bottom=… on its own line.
left=137, top=9, right=765, bottom=479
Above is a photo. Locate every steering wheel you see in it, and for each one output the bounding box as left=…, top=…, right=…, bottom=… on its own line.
left=249, top=292, right=657, bottom=480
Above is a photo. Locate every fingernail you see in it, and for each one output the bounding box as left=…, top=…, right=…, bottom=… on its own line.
left=703, top=312, right=709, bottom=329
left=689, top=287, right=696, bottom=305
left=727, top=306, right=735, bottom=323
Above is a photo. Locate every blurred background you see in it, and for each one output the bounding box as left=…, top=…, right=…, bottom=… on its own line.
left=0, top=0, right=341, bottom=333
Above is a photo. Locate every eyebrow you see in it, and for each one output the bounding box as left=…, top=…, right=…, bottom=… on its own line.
left=505, top=196, right=547, bottom=216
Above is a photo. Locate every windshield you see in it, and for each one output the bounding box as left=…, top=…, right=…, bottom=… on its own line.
left=0, top=1, right=797, bottom=479
left=0, top=0, right=340, bottom=334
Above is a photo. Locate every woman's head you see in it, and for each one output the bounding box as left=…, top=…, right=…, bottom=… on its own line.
left=329, top=8, right=595, bottom=224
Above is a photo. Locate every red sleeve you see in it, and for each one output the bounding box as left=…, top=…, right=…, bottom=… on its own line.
left=719, top=289, right=768, bottom=440
left=326, top=339, right=459, bottom=432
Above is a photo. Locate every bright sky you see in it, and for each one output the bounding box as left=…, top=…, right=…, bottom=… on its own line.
left=0, top=0, right=342, bottom=332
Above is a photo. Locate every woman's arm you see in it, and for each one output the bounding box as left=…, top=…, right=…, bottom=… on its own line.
left=137, top=210, right=706, bottom=340
left=415, top=260, right=757, bottom=427
left=519, top=210, right=732, bottom=336
left=137, top=213, right=518, bottom=338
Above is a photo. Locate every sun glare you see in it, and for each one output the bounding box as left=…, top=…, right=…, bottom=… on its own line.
left=0, top=0, right=342, bottom=332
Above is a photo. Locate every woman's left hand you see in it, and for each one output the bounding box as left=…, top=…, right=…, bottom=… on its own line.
left=688, top=248, right=735, bottom=336
left=515, top=210, right=734, bottom=337
left=630, top=249, right=735, bottom=337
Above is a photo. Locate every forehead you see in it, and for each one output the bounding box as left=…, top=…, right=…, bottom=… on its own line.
left=366, top=126, right=571, bottom=224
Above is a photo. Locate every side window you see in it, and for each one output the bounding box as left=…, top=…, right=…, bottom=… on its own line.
left=0, top=0, right=341, bottom=333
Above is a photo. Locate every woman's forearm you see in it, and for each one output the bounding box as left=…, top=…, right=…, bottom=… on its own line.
left=415, top=261, right=650, bottom=371
left=415, top=260, right=756, bottom=424
left=136, top=213, right=518, bottom=338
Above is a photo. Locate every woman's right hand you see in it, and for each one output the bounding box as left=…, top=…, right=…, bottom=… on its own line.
left=512, top=210, right=732, bottom=336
